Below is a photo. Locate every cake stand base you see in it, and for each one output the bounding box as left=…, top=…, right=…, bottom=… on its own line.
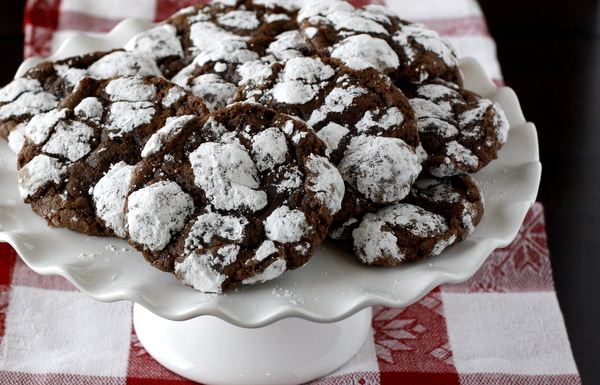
left=133, top=303, right=373, bottom=385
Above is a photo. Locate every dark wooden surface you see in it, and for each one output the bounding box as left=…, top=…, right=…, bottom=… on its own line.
left=1, top=0, right=599, bottom=383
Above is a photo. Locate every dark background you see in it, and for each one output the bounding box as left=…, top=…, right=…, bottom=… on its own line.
left=477, top=1, right=600, bottom=383
left=1, top=0, right=599, bottom=383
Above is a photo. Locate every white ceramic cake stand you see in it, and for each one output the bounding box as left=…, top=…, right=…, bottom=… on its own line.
left=1, top=18, right=541, bottom=385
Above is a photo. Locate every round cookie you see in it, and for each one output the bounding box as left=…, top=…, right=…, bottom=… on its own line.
left=233, top=55, right=422, bottom=218
left=400, top=78, right=509, bottom=177
left=329, top=173, right=484, bottom=266
left=124, top=103, right=345, bottom=293
left=171, top=29, right=313, bottom=111
left=297, top=0, right=462, bottom=85
left=164, top=0, right=300, bottom=64
left=0, top=49, right=162, bottom=144
left=15, top=75, right=209, bottom=236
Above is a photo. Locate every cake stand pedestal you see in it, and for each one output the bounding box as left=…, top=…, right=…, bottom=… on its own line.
left=133, top=303, right=373, bottom=385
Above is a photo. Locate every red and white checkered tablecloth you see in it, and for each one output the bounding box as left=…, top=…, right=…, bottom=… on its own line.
left=0, top=0, right=581, bottom=384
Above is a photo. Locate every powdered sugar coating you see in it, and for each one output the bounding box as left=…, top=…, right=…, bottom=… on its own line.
left=142, top=115, right=196, bottom=157
left=355, top=107, right=405, bottom=133
left=162, top=87, right=187, bottom=108
left=184, top=212, right=248, bottom=249
left=17, top=154, right=67, bottom=199
left=307, top=85, right=368, bottom=127
left=124, top=102, right=344, bottom=291
left=175, top=244, right=240, bottom=293
left=190, top=22, right=249, bottom=52
left=126, top=180, right=194, bottom=251
left=74, top=97, right=104, bottom=121
left=264, top=205, right=310, bottom=244
left=0, top=91, right=59, bottom=122
left=305, top=154, right=345, bottom=214
left=107, top=101, right=155, bottom=139
left=338, top=135, right=421, bottom=204
left=251, top=126, right=289, bottom=171
left=0, top=78, right=43, bottom=103
left=42, top=120, right=95, bottom=162
left=7, top=123, right=26, bottom=154
left=253, top=0, right=298, bottom=11
left=316, top=122, right=349, bottom=156
left=330, top=34, right=399, bottom=72
left=194, top=39, right=260, bottom=67
left=190, top=141, right=268, bottom=212
left=87, top=51, right=162, bottom=79
left=403, top=79, right=508, bottom=175
left=326, top=10, right=390, bottom=34
left=242, top=258, right=287, bottom=284
left=175, top=72, right=238, bottom=111
left=217, top=10, right=261, bottom=29
left=25, top=109, right=67, bottom=145
left=91, top=161, right=136, bottom=238
left=299, top=0, right=460, bottom=83
left=297, top=0, right=354, bottom=21
left=105, top=76, right=157, bottom=102
left=270, top=57, right=335, bottom=104
left=124, top=24, right=184, bottom=60
left=397, top=23, right=457, bottom=69
left=267, top=30, right=308, bottom=60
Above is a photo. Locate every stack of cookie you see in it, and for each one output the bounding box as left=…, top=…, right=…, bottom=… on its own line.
left=0, top=0, right=508, bottom=293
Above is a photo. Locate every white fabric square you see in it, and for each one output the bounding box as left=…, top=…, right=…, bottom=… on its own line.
left=60, top=0, right=157, bottom=21
left=0, top=286, right=132, bottom=377
left=442, top=291, right=579, bottom=375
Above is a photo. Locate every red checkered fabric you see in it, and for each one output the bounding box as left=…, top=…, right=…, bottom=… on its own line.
left=0, top=204, right=581, bottom=384
left=1, top=0, right=581, bottom=383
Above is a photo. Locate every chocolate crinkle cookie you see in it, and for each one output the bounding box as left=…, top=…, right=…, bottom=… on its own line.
left=164, top=0, right=300, bottom=64
left=233, top=55, right=423, bottom=219
left=329, top=173, right=484, bottom=266
left=123, top=103, right=344, bottom=293
left=400, top=78, right=509, bottom=176
left=15, top=75, right=209, bottom=236
left=297, top=0, right=462, bottom=85
left=0, top=49, right=163, bottom=143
